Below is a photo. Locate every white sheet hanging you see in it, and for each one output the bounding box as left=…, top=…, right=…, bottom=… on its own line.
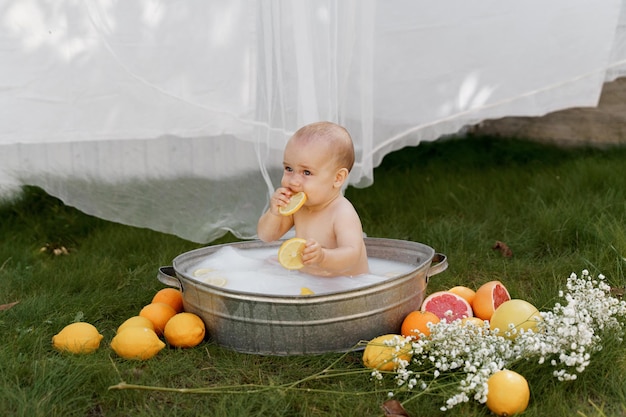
left=1, top=0, right=625, bottom=243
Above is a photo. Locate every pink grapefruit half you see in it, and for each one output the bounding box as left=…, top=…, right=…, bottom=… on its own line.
left=472, top=280, right=511, bottom=321
left=420, top=290, right=473, bottom=322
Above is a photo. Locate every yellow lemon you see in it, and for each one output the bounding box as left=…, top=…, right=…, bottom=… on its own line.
left=486, top=369, right=530, bottom=416
left=163, top=312, right=206, bottom=348
left=117, top=316, right=155, bottom=334
left=279, top=191, right=307, bottom=216
left=461, top=317, right=486, bottom=328
left=277, top=238, right=306, bottom=270
left=362, top=334, right=412, bottom=371
left=52, top=322, right=103, bottom=354
left=110, top=327, right=165, bottom=360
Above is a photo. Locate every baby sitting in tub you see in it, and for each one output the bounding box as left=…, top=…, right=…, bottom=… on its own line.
left=257, top=121, right=369, bottom=277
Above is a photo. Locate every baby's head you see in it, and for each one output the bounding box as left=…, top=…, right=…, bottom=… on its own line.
left=282, top=122, right=355, bottom=198
left=288, top=122, right=355, bottom=173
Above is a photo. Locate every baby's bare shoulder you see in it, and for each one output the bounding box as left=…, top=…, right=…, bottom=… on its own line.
left=333, top=196, right=359, bottom=214
left=330, top=197, right=363, bottom=230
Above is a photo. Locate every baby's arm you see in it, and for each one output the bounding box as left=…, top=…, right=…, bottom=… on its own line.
left=301, top=204, right=365, bottom=275
left=257, top=187, right=295, bottom=242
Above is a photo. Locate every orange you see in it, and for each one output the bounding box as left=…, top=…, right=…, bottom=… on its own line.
left=279, top=191, right=307, bottom=216
left=152, top=288, right=184, bottom=313
left=448, top=285, right=476, bottom=306
left=139, top=302, right=177, bottom=335
left=277, top=237, right=306, bottom=270
left=400, top=310, right=440, bottom=339
left=164, top=312, right=206, bottom=348
left=486, top=369, right=530, bottom=416
left=472, top=280, right=511, bottom=321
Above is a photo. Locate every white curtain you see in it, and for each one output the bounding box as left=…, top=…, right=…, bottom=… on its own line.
left=1, top=0, right=625, bottom=243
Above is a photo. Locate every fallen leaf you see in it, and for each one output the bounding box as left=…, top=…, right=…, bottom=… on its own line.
left=611, top=287, right=625, bottom=299
left=381, top=399, right=410, bottom=417
left=0, top=301, right=19, bottom=311
left=492, top=240, right=513, bottom=258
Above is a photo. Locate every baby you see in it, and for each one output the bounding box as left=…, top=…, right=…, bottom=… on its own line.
left=257, top=121, right=369, bottom=277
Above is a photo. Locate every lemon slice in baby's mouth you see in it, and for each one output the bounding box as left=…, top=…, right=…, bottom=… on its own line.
left=279, top=192, right=307, bottom=216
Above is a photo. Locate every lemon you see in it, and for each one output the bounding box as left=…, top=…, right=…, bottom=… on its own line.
left=52, top=322, right=103, bottom=354
left=486, top=369, right=530, bottom=416
left=277, top=237, right=306, bottom=270
left=279, top=191, right=307, bottom=216
left=300, top=287, right=315, bottom=295
left=362, top=334, right=412, bottom=371
left=117, top=316, right=155, bottom=334
left=110, top=327, right=165, bottom=360
left=163, top=312, right=206, bottom=348
left=461, top=316, right=487, bottom=329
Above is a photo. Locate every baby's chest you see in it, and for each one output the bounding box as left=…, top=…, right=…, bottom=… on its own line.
left=295, top=213, right=337, bottom=247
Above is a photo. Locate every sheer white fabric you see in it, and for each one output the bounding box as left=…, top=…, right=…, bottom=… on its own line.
left=1, top=0, right=625, bottom=243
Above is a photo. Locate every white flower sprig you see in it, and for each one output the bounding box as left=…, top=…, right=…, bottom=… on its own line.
left=377, top=270, right=626, bottom=411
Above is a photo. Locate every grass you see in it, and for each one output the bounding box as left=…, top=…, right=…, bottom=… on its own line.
left=1, top=135, right=626, bottom=416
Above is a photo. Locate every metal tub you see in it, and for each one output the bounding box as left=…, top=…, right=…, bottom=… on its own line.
left=157, top=238, right=447, bottom=355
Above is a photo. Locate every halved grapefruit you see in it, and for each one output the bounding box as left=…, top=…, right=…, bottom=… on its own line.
left=472, top=280, right=511, bottom=321
left=420, top=291, right=473, bottom=322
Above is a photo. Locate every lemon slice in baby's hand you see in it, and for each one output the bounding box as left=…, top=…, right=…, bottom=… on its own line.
left=279, top=192, right=307, bottom=216
left=278, top=237, right=306, bottom=270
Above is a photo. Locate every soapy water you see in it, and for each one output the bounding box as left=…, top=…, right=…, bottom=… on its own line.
left=186, top=246, right=416, bottom=296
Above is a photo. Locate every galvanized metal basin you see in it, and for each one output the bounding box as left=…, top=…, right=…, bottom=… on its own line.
left=157, top=238, right=447, bottom=355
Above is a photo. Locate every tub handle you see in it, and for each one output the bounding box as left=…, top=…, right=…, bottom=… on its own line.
left=157, top=266, right=183, bottom=290
left=426, top=253, right=448, bottom=281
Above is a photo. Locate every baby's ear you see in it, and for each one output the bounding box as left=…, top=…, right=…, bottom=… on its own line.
left=334, top=168, right=349, bottom=188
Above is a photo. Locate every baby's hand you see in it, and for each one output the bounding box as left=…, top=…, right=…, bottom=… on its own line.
left=302, top=239, right=325, bottom=266
left=269, top=187, right=293, bottom=216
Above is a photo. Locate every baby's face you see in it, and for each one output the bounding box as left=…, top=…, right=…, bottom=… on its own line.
left=281, top=138, right=339, bottom=206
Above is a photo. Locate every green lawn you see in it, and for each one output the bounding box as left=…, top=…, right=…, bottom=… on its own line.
left=1, top=135, right=625, bottom=416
